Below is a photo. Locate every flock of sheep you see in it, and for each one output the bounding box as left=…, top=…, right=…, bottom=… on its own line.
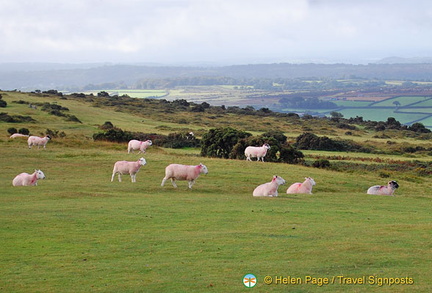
left=10, top=135, right=400, bottom=196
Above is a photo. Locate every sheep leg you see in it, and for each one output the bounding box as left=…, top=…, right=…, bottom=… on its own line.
left=118, top=174, right=122, bottom=182
left=246, top=156, right=251, bottom=161
left=188, top=180, right=196, bottom=189
left=170, top=179, right=178, bottom=188
left=161, top=178, right=167, bottom=186
left=131, top=174, right=136, bottom=183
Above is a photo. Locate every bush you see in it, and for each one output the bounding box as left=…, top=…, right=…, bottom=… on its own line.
left=229, top=130, right=304, bottom=164
left=312, top=159, right=331, bottom=168
left=18, top=128, right=30, bottom=135
left=7, top=127, right=17, bottom=135
left=201, top=127, right=252, bottom=159
left=93, top=128, right=134, bottom=143
left=295, top=132, right=372, bottom=152
left=0, top=112, right=35, bottom=123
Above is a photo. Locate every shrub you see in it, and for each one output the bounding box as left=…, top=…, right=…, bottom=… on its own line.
left=18, top=128, right=30, bottom=135
left=7, top=127, right=17, bottom=135
left=312, top=159, right=331, bottom=168
left=201, top=127, right=252, bottom=159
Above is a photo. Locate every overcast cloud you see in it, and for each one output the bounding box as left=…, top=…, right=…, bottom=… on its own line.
left=1, top=0, right=431, bottom=64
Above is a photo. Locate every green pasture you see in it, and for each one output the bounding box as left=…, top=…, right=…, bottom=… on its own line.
left=372, top=96, right=430, bottom=107
left=1, top=139, right=432, bottom=292
left=333, top=100, right=371, bottom=107
left=403, top=99, right=432, bottom=107
left=1, top=91, right=432, bottom=292
left=337, top=108, right=428, bottom=125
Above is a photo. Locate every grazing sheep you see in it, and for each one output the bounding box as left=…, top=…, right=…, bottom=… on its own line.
left=28, top=135, right=51, bottom=149
left=161, top=163, right=208, bottom=189
left=253, top=175, right=286, bottom=197
left=367, top=180, right=399, bottom=196
left=245, top=143, right=270, bottom=162
left=286, top=177, right=316, bottom=194
left=12, top=169, right=46, bottom=186
left=9, top=133, right=29, bottom=139
left=111, top=157, right=147, bottom=183
left=127, top=139, right=152, bottom=154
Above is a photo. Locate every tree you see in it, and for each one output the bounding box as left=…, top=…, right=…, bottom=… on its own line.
left=330, top=111, right=343, bottom=122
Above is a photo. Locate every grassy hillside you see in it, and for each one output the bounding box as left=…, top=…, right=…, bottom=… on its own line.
left=1, top=91, right=431, bottom=292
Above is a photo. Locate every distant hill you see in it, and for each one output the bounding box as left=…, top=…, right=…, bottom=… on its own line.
left=1, top=62, right=432, bottom=91
left=375, top=56, right=432, bottom=64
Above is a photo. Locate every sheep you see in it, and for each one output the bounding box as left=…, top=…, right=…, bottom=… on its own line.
left=127, top=139, right=152, bottom=154
left=111, top=157, right=147, bottom=183
left=367, top=180, right=399, bottom=196
left=245, top=143, right=270, bottom=162
left=28, top=135, right=51, bottom=149
left=286, top=177, right=316, bottom=194
left=9, top=133, right=29, bottom=139
left=253, top=175, right=286, bottom=197
left=12, top=169, right=46, bottom=186
left=161, top=163, right=208, bottom=189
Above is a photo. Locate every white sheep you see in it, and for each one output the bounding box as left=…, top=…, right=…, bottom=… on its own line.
left=253, top=175, right=286, bottom=197
left=127, top=139, right=152, bottom=154
left=161, top=163, right=208, bottom=189
left=12, top=169, right=46, bottom=186
left=245, top=143, right=270, bottom=162
left=9, top=133, right=29, bottom=139
left=28, top=135, right=51, bottom=149
left=367, top=180, right=399, bottom=196
left=286, top=177, right=316, bottom=194
left=111, top=157, right=147, bottom=183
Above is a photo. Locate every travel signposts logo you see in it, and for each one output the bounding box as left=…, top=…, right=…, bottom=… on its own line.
left=243, top=274, right=257, bottom=288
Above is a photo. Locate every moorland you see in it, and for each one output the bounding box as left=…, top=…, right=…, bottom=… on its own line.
left=0, top=90, right=431, bottom=292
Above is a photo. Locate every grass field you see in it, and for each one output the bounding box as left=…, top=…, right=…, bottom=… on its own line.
left=1, top=91, right=432, bottom=292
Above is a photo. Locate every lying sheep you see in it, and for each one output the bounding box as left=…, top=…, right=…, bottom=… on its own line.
left=127, top=139, right=152, bottom=154
left=12, top=169, right=46, bottom=186
left=10, top=133, right=29, bottom=139
left=286, top=177, right=316, bottom=194
left=367, top=180, right=399, bottom=196
left=28, top=135, right=51, bottom=149
left=161, top=163, right=208, bottom=189
left=253, top=175, right=286, bottom=197
left=245, top=143, right=270, bottom=162
left=111, top=157, right=147, bottom=183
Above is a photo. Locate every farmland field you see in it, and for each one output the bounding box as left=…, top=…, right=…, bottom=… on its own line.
left=1, top=91, right=431, bottom=292
left=84, top=88, right=432, bottom=128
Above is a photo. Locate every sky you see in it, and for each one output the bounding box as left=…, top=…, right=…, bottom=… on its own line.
left=1, top=0, right=432, bottom=65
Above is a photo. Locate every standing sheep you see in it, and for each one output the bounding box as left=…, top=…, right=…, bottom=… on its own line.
left=12, top=170, right=46, bottom=186
left=28, top=135, right=51, bottom=149
left=111, top=157, right=147, bottom=183
left=245, top=143, right=270, bottom=162
left=127, top=139, right=152, bottom=154
left=286, top=177, right=316, bottom=194
left=253, top=175, right=286, bottom=197
left=367, top=180, right=399, bottom=196
left=161, top=163, right=208, bottom=189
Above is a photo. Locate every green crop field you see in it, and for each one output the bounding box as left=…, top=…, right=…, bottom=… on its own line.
left=1, top=91, right=431, bottom=292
